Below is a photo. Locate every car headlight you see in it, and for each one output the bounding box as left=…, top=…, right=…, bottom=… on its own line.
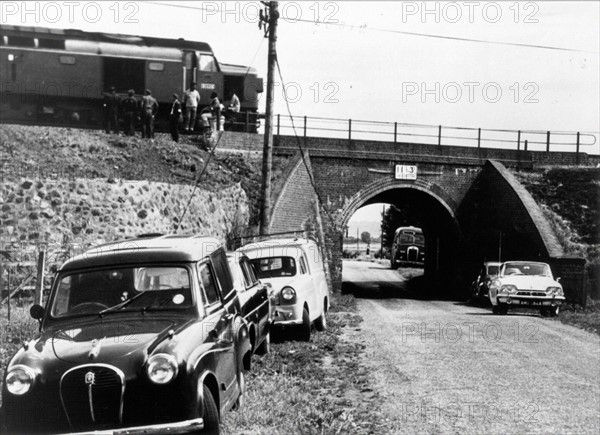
left=281, top=286, right=296, bottom=302
left=500, top=285, right=518, bottom=295
left=147, top=354, right=178, bottom=385
left=6, top=365, right=36, bottom=395
left=547, top=287, right=563, bottom=296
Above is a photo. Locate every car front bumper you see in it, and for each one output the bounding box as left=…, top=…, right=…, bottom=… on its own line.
left=272, top=304, right=302, bottom=326
left=61, top=418, right=204, bottom=434
left=497, top=295, right=565, bottom=307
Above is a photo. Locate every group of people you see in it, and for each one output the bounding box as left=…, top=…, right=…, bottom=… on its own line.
left=103, top=84, right=241, bottom=143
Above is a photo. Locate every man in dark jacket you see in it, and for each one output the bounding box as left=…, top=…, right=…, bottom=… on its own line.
left=121, top=90, right=139, bottom=136
left=140, top=89, right=159, bottom=139
left=169, top=93, right=182, bottom=142
left=103, top=86, right=121, bottom=134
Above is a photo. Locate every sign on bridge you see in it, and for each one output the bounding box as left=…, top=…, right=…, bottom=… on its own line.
left=395, top=165, right=417, bottom=180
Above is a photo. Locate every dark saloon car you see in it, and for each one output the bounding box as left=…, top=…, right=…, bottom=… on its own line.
left=0, top=235, right=251, bottom=434
left=471, top=261, right=502, bottom=300
left=227, top=252, right=272, bottom=355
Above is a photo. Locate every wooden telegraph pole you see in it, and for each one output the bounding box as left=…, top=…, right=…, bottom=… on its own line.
left=259, top=1, right=279, bottom=236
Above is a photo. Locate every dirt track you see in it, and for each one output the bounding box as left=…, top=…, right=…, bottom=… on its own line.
left=342, top=260, right=600, bottom=434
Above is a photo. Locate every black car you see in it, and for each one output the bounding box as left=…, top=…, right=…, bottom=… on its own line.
left=227, top=252, right=272, bottom=356
left=1, top=234, right=251, bottom=434
left=471, top=261, right=502, bottom=300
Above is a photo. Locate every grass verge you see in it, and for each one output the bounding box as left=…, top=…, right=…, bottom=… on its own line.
left=222, top=292, right=391, bottom=434
left=558, top=299, right=600, bottom=336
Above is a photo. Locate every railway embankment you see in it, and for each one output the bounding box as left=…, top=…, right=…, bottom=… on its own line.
left=514, top=167, right=600, bottom=300
left=0, top=124, right=273, bottom=266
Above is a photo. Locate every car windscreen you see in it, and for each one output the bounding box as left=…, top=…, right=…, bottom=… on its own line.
left=50, top=266, right=192, bottom=317
left=502, top=263, right=550, bottom=277
left=250, top=256, right=296, bottom=279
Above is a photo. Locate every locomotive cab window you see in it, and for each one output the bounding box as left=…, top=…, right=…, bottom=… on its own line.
left=199, top=54, right=217, bottom=72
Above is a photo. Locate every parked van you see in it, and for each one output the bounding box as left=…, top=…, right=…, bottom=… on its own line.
left=239, top=238, right=330, bottom=341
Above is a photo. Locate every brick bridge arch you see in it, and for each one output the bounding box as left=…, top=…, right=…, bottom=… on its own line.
left=262, top=143, right=584, bottom=302
left=338, top=177, right=460, bottom=231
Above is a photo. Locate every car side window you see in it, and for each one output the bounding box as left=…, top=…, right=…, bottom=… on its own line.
left=198, top=262, right=220, bottom=306
left=299, top=255, right=308, bottom=275
left=241, top=259, right=258, bottom=287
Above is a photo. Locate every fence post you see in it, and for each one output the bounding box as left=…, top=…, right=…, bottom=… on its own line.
left=477, top=128, right=481, bottom=149
left=303, top=115, right=307, bottom=146
left=277, top=114, right=280, bottom=138
left=524, top=139, right=528, bottom=151
left=34, top=250, right=46, bottom=306
left=576, top=132, right=580, bottom=164
left=438, top=125, right=442, bottom=147
left=394, top=122, right=397, bottom=144
left=517, top=130, right=521, bottom=151
left=546, top=131, right=551, bottom=152
left=348, top=119, right=352, bottom=142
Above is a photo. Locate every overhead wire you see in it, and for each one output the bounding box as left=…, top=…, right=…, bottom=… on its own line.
left=274, top=57, right=338, bottom=229
left=148, top=1, right=596, bottom=54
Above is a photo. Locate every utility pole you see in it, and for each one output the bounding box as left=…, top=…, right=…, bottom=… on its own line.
left=259, top=1, right=279, bottom=236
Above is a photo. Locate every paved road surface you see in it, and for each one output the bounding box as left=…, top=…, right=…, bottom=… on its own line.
left=342, top=260, right=600, bottom=434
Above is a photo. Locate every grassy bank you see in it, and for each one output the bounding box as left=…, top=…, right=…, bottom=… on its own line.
left=222, top=292, right=389, bottom=434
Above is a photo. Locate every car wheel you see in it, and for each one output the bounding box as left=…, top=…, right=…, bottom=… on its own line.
left=314, top=302, right=327, bottom=332
left=492, top=305, right=500, bottom=315
left=256, top=331, right=270, bottom=355
left=498, top=305, right=508, bottom=315
left=200, top=384, right=220, bottom=434
left=297, top=307, right=311, bottom=341
left=544, top=306, right=559, bottom=318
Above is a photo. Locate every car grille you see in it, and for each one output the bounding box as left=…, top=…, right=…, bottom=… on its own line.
left=60, top=364, right=124, bottom=430
left=407, top=247, right=419, bottom=262
left=516, top=291, right=547, bottom=297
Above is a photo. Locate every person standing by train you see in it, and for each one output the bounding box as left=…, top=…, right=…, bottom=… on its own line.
left=183, top=82, right=200, bottom=132
left=121, top=89, right=139, bottom=136
left=103, top=86, right=121, bottom=134
left=169, top=93, right=182, bottom=142
left=140, top=89, right=159, bottom=139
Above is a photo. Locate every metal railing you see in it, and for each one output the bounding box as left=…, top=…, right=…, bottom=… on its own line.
left=270, top=114, right=599, bottom=156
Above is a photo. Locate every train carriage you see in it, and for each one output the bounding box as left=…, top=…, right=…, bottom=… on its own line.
left=0, top=25, right=263, bottom=131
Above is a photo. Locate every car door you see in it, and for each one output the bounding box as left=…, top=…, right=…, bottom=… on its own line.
left=299, top=253, right=318, bottom=318
left=241, top=258, right=269, bottom=338
left=197, top=261, right=237, bottom=408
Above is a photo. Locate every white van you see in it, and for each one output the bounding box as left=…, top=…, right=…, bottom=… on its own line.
left=239, top=238, right=330, bottom=341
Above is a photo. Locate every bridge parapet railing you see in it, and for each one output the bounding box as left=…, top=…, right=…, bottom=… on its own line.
left=272, top=114, right=599, bottom=156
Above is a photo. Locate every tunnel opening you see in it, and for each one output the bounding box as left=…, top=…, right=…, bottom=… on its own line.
left=340, top=187, right=463, bottom=300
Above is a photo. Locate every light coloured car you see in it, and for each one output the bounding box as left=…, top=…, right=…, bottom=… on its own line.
left=488, top=261, right=565, bottom=316
left=239, top=238, right=330, bottom=341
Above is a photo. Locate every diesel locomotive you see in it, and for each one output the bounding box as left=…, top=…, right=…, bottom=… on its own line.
left=0, top=25, right=263, bottom=131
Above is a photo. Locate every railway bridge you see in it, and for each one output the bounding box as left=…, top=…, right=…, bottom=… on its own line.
left=224, top=122, right=595, bottom=303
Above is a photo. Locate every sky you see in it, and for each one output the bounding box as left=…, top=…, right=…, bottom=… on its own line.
left=1, top=1, right=599, bottom=224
